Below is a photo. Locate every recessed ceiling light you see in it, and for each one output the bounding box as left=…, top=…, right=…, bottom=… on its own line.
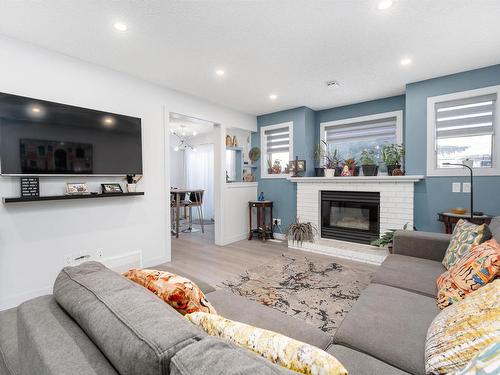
left=192, top=131, right=197, bottom=136
left=215, top=69, right=225, bottom=76
left=113, top=22, right=128, bottom=32
left=269, top=94, right=278, bottom=101
left=326, top=80, right=340, bottom=88
left=400, top=57, right=412, bottom=66
left=377, top=0, right=393, bottom=10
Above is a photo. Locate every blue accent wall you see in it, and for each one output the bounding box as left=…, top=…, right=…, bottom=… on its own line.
left=406, top=64, right=500, bottom=232
left=253, top=107, right=315, bottom=231
left=253, top=65, right=500, bottom=234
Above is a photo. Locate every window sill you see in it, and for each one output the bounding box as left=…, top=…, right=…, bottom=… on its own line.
left=427, top=168, right=500, bottom=177
left=260, top=174, right=290, bottom=179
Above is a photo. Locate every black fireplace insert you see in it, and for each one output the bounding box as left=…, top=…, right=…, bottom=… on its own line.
left=321, top=191, right=380, bottom=245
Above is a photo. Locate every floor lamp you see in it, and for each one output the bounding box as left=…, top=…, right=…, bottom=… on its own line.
left=443, top=162, right=475, bottom=220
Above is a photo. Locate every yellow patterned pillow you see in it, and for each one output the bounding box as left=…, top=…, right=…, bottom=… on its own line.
left=442, top=220, right=489, bottom=269
left=425, top=279, right=500, bottom=374
left=186, top=312, right=347, bottom=375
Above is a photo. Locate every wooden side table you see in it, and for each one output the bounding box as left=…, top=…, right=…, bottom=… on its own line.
left=248, top=200, right=274, bottom=241
left=438, top=212, right=493, bottom=234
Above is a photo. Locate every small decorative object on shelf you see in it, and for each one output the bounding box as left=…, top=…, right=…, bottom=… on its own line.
left=101, top=183, right=123, bottom=194
left=66, top=182, right=90, bottom=195
left=20, top=177, right=39, bottom=197
left=341, top=158, right=358, bottom=176
left=289, top=156, right=306, bottom=177
left=258, top=191, right=265, bottom=201
left=126, top=174, right=142, bottom=193
left=382, top=143, right=405, bottom=176
left=225, top=135, right=233, bottom=147
left=360, top=149, right=379, bottom=176
left=248, top=147, right=261, bottom=163
left=232, top=135, right=238, bottom=147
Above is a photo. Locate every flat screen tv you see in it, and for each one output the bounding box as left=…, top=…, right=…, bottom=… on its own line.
left=0, top=92, right=142, bottom=175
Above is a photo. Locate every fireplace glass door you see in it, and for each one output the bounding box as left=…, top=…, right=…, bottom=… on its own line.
left=321, top=191, right=380, bottom=244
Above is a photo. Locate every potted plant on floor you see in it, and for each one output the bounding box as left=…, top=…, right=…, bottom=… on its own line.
left=286, top=219, right=317, bottom=245
left=382, top=144, right=405, bottom=176
left=360, top=149, right=378, bottom=176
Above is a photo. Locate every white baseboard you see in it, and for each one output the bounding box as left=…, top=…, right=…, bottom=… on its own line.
left=219, top=232, right=248, bottom=246
left=273, top=233, right=286, bottom=240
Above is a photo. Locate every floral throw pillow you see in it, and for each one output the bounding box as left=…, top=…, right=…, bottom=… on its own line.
left=425, top=279, right=500, bottom=374
left=123, top=268, right=217, bottom=315
left=442, top=220, right=489, bottom=269
left=186, top=311, right=347, bottom=375
left=437, top=239, right=500, bottom=309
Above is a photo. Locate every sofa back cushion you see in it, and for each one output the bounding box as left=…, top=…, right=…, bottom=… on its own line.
left=54, top=261, right=205, bottom=375
left=489, top=216, right=500, bottom=243
left=17, top=295, right=118, bottom=375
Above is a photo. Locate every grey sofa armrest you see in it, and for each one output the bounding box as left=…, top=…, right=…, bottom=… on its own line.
left=392, top=230, right=451, bottom=262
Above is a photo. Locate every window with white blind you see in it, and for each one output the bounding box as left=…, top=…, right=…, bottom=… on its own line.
left=427, top=85, right=500, bottom=176
left=260, top=122, right=293, bottom=178
left=320, top=111, right=403, bottom=164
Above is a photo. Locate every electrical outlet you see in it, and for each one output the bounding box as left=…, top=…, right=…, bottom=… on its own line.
left=273, top=218, right=281, bottom=225
left=96, top=249, right=103, bottom=259
left=462, top=182, right=471, bottom=193
left=452, top=182, right=461, bottom=193
left=64, top=254, right=73, bottom=266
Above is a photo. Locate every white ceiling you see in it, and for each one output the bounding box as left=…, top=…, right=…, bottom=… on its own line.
left=0, top=1, right=499, bottom=115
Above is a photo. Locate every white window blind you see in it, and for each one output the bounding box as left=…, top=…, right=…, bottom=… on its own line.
left=435, top=94, right=496, bottom=139
left=265, top=125, right=290, bottom=153
left=324, top=116, right=397, bottom=143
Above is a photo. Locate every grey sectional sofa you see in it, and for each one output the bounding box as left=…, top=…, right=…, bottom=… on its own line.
left=1, top=217, right=498, bottom=375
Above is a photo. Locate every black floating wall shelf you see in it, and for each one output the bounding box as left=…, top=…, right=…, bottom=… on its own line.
left=3, top=192, right=144, bottom=204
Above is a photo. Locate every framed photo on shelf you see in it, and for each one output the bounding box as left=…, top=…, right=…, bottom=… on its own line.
left=66, top=182, right=90, bottom=195
left=101, top=183, right=123, bottom=194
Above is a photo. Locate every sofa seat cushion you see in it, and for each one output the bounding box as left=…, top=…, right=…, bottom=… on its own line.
left=152, top=264, right=216, bottom=294
left=170, top=337, right=296, bottom=375
left=205, top=289, right=332, bottom=350
left=17, top=295, right=118, bottom=375
left=333, top=284, right=439, bottom=375
left=54, top=261, right=205, bottom=375
left=372, top=254, right=445, bottom=297
left=326, top=345, right=410, bottom=375
left=0, top=308, right=19, bottom=375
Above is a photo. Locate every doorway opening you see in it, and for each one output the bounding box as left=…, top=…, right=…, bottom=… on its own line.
left=169, top=113, right=217, bottom=248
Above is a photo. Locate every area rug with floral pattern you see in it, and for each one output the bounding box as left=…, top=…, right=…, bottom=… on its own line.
left=220, top=253, right=377, bottom=335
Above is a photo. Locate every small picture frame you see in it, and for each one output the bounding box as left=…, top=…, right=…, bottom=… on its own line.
left=66, top=182, right=90, bottom=195
left=101, top=183, right=123, bottom=194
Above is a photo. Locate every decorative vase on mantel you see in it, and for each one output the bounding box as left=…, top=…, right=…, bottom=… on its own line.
left=324, top=168, right=335, bottom=178
left=391, top=163, right=404, bottom=176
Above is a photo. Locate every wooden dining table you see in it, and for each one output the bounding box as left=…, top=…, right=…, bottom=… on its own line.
left=170, top=188, right=204, bottom=238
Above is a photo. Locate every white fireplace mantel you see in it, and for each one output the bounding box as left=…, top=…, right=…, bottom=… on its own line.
left=288, top=175, right=424, bottom=183
left=289, top=175, right=424, bottom=264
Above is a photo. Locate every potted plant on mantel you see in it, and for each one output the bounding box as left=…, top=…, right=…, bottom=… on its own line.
left=360, top=149, right=379, bottom=176
left=313, top=143, right=325, bottom=177
left=341, top=157, right=359, bottom=176
left=126, top=174, right=142, bottom=192
left=382, top=144, right=405, bottom=176
left=321, top=141, right=342, bottom=177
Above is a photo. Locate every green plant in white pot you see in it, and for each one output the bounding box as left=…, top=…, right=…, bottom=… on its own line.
left=382, top=144, right=405, bottom=176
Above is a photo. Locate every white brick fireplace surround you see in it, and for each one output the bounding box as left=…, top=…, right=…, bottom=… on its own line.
left=288, top=175, right=424, bottom=264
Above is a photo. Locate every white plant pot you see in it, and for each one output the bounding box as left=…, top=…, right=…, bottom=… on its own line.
left=324, top=169, right=335, bottom=178
left=127, top=183, right=136, bottom=193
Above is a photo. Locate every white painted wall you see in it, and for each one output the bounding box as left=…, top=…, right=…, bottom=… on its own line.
left=0, top=36, right=255, bottom=310
left=169, top=147, right=185, bottom=187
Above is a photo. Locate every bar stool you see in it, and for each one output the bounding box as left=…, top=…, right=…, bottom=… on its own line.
left=186, top=190, right=205, bottom=233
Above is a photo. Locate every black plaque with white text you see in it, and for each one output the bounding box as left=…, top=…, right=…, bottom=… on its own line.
left=20, top=177, right=39, bottom=197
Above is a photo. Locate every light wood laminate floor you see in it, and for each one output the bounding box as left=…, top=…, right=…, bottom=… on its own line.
left=162, top=224, right=310, bottom=288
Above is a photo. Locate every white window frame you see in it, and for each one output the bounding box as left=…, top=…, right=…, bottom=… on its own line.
left=426, top=85, right=500, bottom=177
left=260, top=121, right=293, bottom=179
left=320, top=110, right=403, bottom=148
